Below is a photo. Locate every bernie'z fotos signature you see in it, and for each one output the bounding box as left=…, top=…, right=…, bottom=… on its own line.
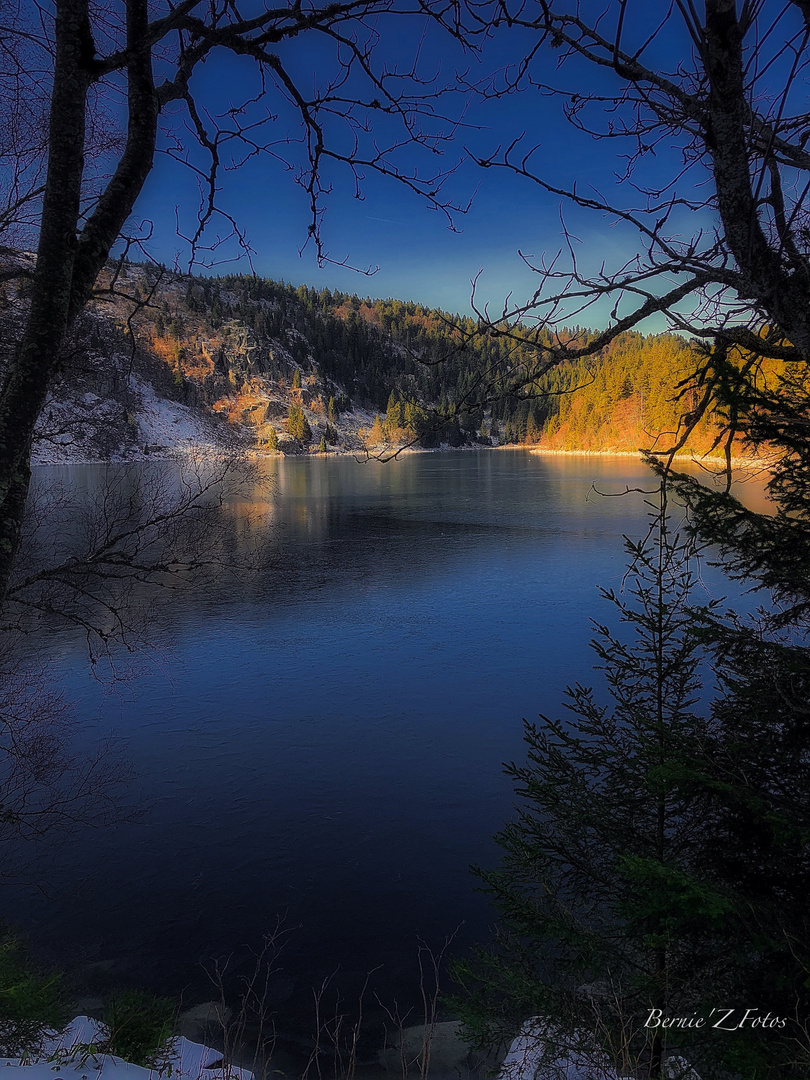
left=645, top=1008, right=787, bottom=1031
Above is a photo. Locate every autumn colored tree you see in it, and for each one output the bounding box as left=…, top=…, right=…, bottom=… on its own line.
left=385, top=390, right=403, bottom=431
left=366, top=415, right=386, bottom=448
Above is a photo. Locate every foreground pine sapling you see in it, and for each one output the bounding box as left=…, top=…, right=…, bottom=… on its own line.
left=452, top=487, right=744, bottom=1079
left=0, top=930, right=68, bottom=1057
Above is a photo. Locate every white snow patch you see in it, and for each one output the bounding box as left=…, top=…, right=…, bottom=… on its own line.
left=132, top=377, right=225, bottom=457
left=0, top=1016, right=253, bottom=1080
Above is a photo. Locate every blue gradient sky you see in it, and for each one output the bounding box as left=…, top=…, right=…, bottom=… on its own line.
left=131, top=8, right=704, bottom=323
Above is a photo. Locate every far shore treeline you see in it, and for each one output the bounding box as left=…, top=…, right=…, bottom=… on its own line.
left=117, top=264, right=741, bottom=457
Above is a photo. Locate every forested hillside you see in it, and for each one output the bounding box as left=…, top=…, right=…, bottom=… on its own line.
left=25, top=260, right=757, bottom=459
left=142, top=268, right=743, bottom=454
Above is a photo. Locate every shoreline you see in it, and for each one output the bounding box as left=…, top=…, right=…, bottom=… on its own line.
left=527, top=445, right=771, bottom=469
left=30, top=440, right=772, bottom=470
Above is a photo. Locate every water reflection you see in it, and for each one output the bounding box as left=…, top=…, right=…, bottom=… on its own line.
left=10, top=451, right=767, bottom=1036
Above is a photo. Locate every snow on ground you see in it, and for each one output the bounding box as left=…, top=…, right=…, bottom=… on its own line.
left=132, top=376, right=234, bottom=458
left=31, top=374, right=238, bottom=465
left=31, top=389, right=136, bottom=465
left=498, top=1020, right=625, bottom=1080
left=0, top=1016, right=253, bottom=1079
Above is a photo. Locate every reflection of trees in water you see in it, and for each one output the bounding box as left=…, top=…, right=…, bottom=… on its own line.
left=15, top=460, right=269, bottom=635
left=23, top=455, right=772, bottom=639
left=0, top=454, right=770, bottom=887
left=0, top=637, right=132, bottom=885
left=0, top=458, right=264, bottom=882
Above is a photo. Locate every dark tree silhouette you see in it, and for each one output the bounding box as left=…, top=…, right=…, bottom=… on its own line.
left=454, top=485, right=810, bottom=1079
left=441, top=10, right=810, bottom=1076
left=0, top=0, right=471, bottom=600
left=441, top=2, right=810, bottom=456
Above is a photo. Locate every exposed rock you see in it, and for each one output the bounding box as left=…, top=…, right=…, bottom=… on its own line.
left=264, top=400, right=289, bottom=420
left=2, top=256, right=463, bottom=464
left=378, top=1021, right=498, bottom=1080
left=178, top=1000, right=232, bottom=1042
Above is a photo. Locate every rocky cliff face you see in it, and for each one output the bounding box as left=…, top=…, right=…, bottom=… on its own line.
left=2, top=261, right=380, bottom=464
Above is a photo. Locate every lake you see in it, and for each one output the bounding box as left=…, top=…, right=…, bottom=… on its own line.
left=6, top=450, right=756, bottom=1046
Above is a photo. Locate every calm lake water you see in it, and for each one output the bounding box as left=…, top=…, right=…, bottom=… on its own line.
left=9, top=450, right=757, bottom=1037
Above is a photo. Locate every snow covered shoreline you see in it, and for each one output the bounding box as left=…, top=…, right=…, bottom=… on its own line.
left=0, top=1016, right=253, bottom=1080
left=3, top=1013, right=702, bottom=1080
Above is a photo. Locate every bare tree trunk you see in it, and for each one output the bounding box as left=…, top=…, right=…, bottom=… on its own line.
left=0, top=0, right=156, bottom=602
left=704, top=0, right=810, bottom=357
left=0, top=0, right=91, bottom=599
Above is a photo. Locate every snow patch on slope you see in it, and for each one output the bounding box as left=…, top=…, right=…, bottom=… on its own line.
left=131, top=376, right=232, bottom=457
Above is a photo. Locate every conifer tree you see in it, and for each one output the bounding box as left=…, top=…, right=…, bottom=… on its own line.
left=524, top=412, right=539, bottom=445
left=286, top=402, right=311, bottom=444
left=453, top=484, right=810, bottom=1079
left=386, top=390, right=403, bottom=431
left=403, top=400, right=418, bottom=432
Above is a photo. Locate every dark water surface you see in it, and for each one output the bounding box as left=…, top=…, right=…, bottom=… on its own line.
left=9, top=450, right=754, bottom=1031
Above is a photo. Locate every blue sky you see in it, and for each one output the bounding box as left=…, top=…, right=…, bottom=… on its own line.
left=131, top=5, right=705, bottom=324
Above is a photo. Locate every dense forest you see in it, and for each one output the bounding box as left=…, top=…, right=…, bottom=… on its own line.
left=120, top=265, right=750, bottom=457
